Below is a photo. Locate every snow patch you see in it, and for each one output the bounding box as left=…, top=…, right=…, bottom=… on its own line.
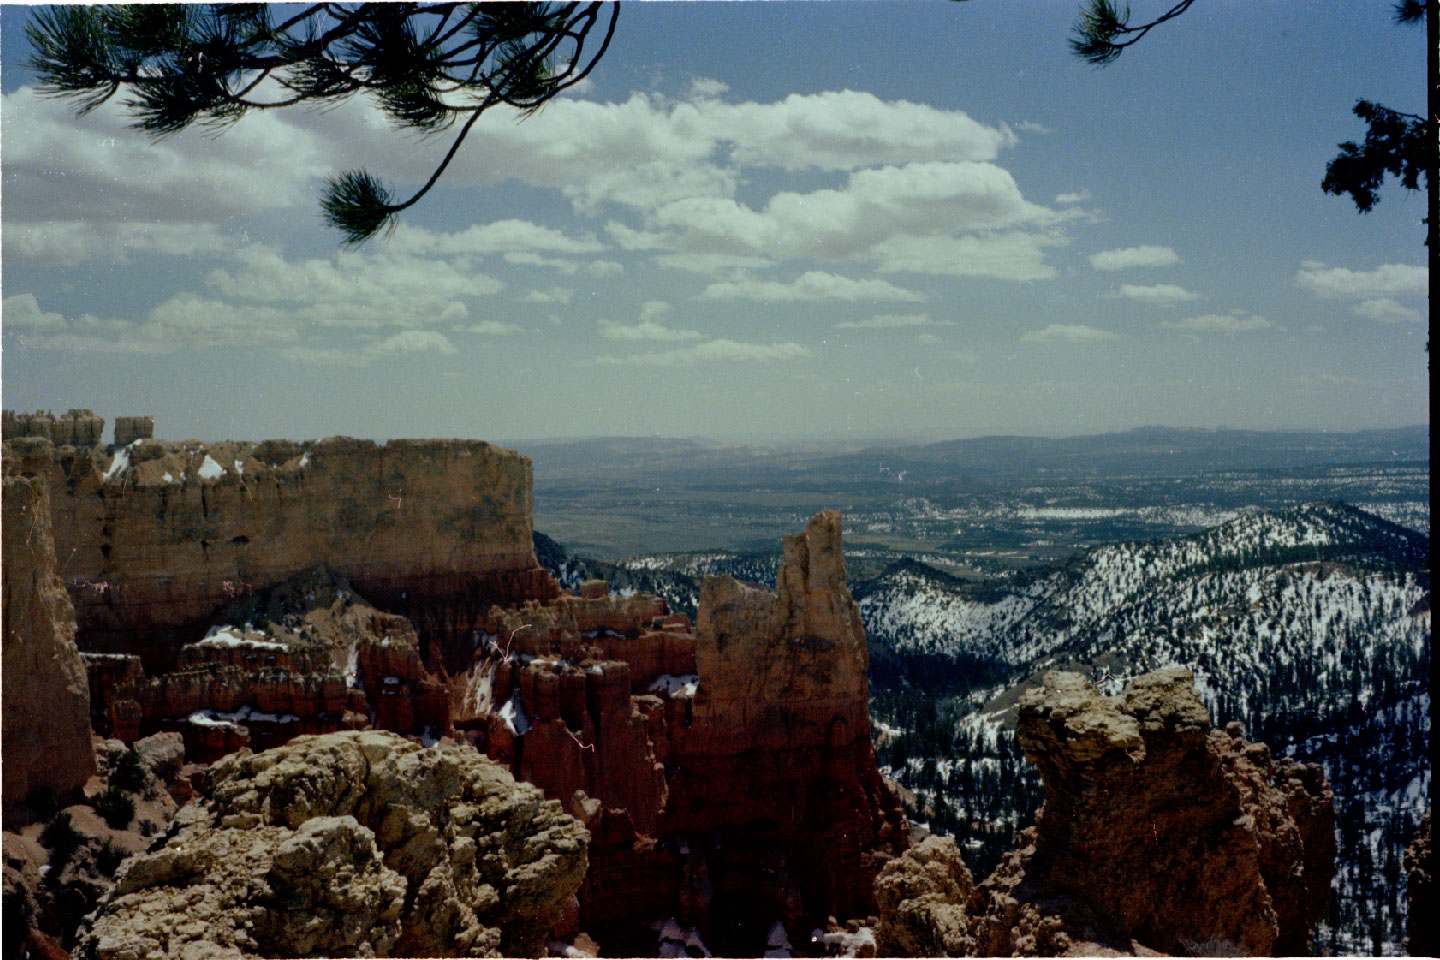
left=649, top=674, right=699, bottom=698
left=197, top=454, right=224, bottom=480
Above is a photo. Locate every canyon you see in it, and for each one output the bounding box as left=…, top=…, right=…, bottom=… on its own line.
left=2, top=413, right=1360, bottom=956
left=2, top=417, right=904, bottom=956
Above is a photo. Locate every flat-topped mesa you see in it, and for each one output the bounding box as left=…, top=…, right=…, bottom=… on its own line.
left=5, top=434, right=558, bottom=672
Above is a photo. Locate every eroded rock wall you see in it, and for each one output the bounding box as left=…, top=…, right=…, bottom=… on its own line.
left=76, top=730, right=588, bottom=959
left=874, top=668, right=1335, bottom=957
left=8, top=435, right=556, bottom=671
left=2, top=473, right=96, bottom=825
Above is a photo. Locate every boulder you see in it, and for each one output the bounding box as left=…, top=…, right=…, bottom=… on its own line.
left=76, top=730, right=588, bottom=959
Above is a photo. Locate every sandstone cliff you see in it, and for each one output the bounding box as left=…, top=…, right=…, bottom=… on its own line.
left=874, top=668, right=1335, bottom=956
left=77, top=730, right=588, bottom=959
left=7, top=435, right=556, bottom=672
left=2, top=473, right=96, bottom=825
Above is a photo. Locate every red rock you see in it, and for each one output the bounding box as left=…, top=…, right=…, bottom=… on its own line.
left=2, top=473, right=96, bottom=825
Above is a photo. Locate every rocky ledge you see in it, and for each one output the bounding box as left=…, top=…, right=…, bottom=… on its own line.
left=875, top=667, right=1335, bottom=956
left=76, top=730, right=588, bottom=959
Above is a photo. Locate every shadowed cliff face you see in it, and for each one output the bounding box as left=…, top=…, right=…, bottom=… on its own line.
left=8, top=435, right=556, bottom=673
left=875, top=667, right=1336, bottom=957
left=2, top=473, right=96, bottom=826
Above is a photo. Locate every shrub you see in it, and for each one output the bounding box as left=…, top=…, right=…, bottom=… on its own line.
left=39, top=811, right=81, bottom=876
left=96, top=840, right=129, bottom=877
left=2, top=888, right=32, bottom=956
left=94, top=787, right=134, bottom=830
left=111, top=749, right=147, bottom=794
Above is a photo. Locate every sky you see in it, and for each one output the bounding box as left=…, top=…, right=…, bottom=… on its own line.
left=0, top=1, right=1431, bottom=445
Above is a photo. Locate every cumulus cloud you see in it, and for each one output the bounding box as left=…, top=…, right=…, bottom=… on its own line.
left=1054, top=189, right=1091, bottom=205
left=523, top=287, right=573, bottom=304
left=1020, top=323, right=1119, bottom=343
left=870, top=232, right=1058, bottom=281
left=598, top=320, right=704, bottom=341
left=1295, top=261, right=1428, bottom=298
left=459, top=320, right=526, bottom=335
left=1116, top=282, right=1200, bottom=305
left=4, top=291, right=301, bottom=354
left=835, top=313, right=953, bottom=330
left=1, top=86, right=328, bottom=224
left=700, top=271, right=924, bottom=302
left=3, top=221, right=234, bottom=266
left=1089, top=245, right=1181, bottom=271
left=387, top=221, right=604, bottom=257
left=1162, top=311, right=1272, bottom=333
left=1352, top=297, right=1423, bottom=323
left=593, top=338, right=810, bottom=366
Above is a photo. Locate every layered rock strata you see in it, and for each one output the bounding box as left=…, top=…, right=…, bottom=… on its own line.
left=460, top=513, right=907, bottom=953
left=874, top=668, right=1335, bottom=956
left=2, top=409, right=104, bottom=446
left=2, top=473, right=96, bottom=825
left=76, top=730, right=588, bottom=959
left=96, top=568, right=450, bottom=762
left=7, top=435, right=555, bottom=672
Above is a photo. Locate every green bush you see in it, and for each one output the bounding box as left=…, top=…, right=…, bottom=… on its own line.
left=96, top=840, right=128, bottom=877
left=39, top=811, right=81, bottom=876
left=111, top=750, right=147, bottom=794
left=94, top=787, right=134, bottom=830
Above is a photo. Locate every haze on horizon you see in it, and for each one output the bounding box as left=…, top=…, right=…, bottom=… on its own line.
left=0, top=2, right=1430, bottom=445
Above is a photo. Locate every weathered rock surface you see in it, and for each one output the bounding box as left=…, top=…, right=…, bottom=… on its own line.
left=8, top=435, right=556, bottom=672
left=874, top=668, right=1335, bottom=956
left=1407, top=808, right=1432, bottom=957
left=3, top=409, right=105, bottom=446
left=873, top=836, right=974, bottom=957
left=77, top=730, right=588, bottom=959
left=3, top=473, right=96, bottom=825
left=463, top=512, right=906, bottom=954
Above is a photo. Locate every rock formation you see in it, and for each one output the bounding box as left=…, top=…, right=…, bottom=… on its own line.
left=460, top=512, right=907, bottom=954
left=3, top=409, right=105, bottom=446
left=2, top=473, right=96, bottom=825
left=874, top=668, right=1335, bottom=956
left=5, top=423, right=905, bottom=955
left=1407, top=809, right=1432, bottom=956
left=111, top=416, right=153, bottom=447
left=9, top=434, right=555, bottom=672
left=77, top=730, right=588, bottom=959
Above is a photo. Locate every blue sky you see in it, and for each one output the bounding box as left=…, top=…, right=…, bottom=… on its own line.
left=1, top=1, right=1429, bottom=443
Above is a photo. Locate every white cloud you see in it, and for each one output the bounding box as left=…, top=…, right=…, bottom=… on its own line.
left=598, top=320, right=703, bottom=342
left=369, top=330, right=458, bottom=356
left=1090, top=245, right=1181, bottom=271
left=203, top=243, right=503, bottom=328
left=700, top=271, right=924, bottom=303
left=387, top=221, right=604, bottom=257
left=835, top=313, right=953, bottom=330
left=1116, top=282, right=1200, bottom=305
left=1054, top=189, right=1091, bottom=205
left=2, top=294, right=70, bottom=332
left=1020, top=323, right=1119, bottom=344
left=459, top=320, right=526, bottom=335
left=1295, top=261, right=1428, bottom=298
left=3, top=221, right=233, bottom=266
left=1352, top=297, right=1423, bottom=323
left=1, top=86, right=328, bottom=224
left=870, top=232, right=1058, bottom=281
left=650, top=252, right=776, bottom=276
left=593, top=338, right=810, bottom=366
left=524, top=287, right=574, bottom=304
left=1162, top=311, right=1272, bottom=333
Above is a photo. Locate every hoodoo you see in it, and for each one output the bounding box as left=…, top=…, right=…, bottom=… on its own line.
left=874, top=668, right=1335, bottom=956
left=3, top=422, right=906, bottom=956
